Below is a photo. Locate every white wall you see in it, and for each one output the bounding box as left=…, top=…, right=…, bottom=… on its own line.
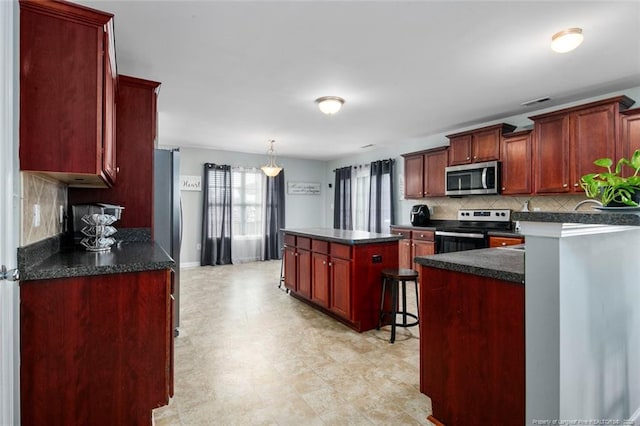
left=174, top=146, right=328, bottom=266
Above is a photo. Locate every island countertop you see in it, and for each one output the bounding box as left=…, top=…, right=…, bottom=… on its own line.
left=512, top=210, right=640, bottom=226
left=415, top=247, right=525, bottom=284
left=283, top=228, right=402, bottom=245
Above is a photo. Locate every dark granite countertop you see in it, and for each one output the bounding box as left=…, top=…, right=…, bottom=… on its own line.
left=487, top=230, right=524, bottom=238
left=18, top=231, right=174, bottom=281
left=512, top=210, right=640, bottom=226
left=390, top=224, right=437, bottom=231
left=283, top=228, right=402, bottom=245
left=415, top=247, right=525, bottom=284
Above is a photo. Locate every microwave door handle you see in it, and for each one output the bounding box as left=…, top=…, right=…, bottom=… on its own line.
left=481, top=167, right=488, bottom=189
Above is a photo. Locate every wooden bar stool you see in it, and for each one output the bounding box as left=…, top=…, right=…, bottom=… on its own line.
left=377, top=268, right=419, bottom=343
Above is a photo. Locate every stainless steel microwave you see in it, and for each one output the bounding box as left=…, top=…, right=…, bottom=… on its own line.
left=445, top=161, right=500, bottom=196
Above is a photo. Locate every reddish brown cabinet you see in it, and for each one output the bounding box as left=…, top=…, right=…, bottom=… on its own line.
left=391, top=226, right=435, bottom=269
left=530, top=96, right=634, bottom=194
left=446, top=123, right=516, bottom=166
left=419, top=266, right=524, bottom=425
left=284, top=231, right=399, bottom=332
left=489, top=235, right=524, bottom=247
left=69, top=75, right=161, bottom=229
left=20, top=269, right=173, bottom=426
left=19, top=0, right=117, bottom=188
left=620, top=107, right=640, bottom=160
left=501, top=130, right=533, bottom=194
left=402, top=147, right=448, bottom=198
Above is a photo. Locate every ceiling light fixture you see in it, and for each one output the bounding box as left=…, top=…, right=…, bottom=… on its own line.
left=551, top=28, right=583, bottom=53
left=261, top=139, right=283, bottom=177
left=315, top=96, right=345, bottom=115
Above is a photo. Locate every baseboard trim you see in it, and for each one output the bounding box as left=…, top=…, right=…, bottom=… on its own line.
left=180, top=262, right=200, bottom=269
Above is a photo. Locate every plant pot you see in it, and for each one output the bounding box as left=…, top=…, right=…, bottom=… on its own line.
left=605, top=189, right=640, bottom=207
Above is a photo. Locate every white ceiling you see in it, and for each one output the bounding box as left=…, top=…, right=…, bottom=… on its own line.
left=80, top=0, right=640, bottom=161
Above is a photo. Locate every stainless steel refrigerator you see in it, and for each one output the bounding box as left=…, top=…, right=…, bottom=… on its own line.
left=154, top=148, right=181, bottom=335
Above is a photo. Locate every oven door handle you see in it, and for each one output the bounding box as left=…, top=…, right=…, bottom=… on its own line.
left=435, top=231, right=485, bottom=239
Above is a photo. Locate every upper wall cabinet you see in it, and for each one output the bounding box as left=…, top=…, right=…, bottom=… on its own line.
left=530, top=96, right=635, bottom=194
left=19, top=0, right=117, bottom=188
left=402, top=147, right=448, bottom=198
left=446, top=123, right=516, bottom=166
left=500, top=130, right=533, bottom=195
left=69, top=76, right=161, bottom=229
left=620, top=107, right=640, bottom=161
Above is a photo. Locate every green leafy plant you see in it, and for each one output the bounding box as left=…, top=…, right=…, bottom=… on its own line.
left=580, top=149, right=640, bottom=207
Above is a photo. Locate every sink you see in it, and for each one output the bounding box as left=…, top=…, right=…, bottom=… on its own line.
left=496, top=243, right=525, bottom=252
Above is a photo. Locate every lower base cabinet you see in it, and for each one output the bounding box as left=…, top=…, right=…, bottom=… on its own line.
left=419, top=266, right=524, bottom=425
left=284, top=232, right=399, bottom=332
left=20, top=269, right=173, bottom=426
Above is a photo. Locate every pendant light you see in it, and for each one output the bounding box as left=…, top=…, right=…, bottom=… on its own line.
left=261, top=139, right=282, bottom=177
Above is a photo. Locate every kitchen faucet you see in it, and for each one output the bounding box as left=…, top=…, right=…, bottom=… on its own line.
left=572, top=199, right=603, bottom=211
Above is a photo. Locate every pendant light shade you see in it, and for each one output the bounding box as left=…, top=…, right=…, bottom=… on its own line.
left=551, top=28, right=583, bottom=53
left=261, top=140, right=282, bottom=177
left=315, top=96, right=345, bottom=115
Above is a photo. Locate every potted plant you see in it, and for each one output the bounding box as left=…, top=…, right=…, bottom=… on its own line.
left=580, top=149, right=640, bottom=207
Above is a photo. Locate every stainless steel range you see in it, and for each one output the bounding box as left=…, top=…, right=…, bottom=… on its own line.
left=435, top=209, right=512, bottom=253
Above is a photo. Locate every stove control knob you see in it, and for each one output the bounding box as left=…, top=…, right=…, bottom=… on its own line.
left=501, top=212, right=506, bottom=216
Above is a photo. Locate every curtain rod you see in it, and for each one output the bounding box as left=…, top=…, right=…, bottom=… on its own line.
left=332, top=158, right=395, bottom=173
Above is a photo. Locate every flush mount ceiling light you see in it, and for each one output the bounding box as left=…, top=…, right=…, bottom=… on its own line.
left=315, top=96, right=345, bottom=115
left=551, top=28, right=583, bottom=53
left=261, top=139, right=283, bottom=177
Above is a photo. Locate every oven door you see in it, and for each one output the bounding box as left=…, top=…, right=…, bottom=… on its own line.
left=435, top=230, right=488, bottom=253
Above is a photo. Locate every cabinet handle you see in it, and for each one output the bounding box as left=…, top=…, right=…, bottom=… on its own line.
left=473, top=156, right=477, bottom=159
left=501, top=242, right=507, bottom=246
left=328, top=262, right=332, bottom=267
left=420, top=234, right=424, bottom=238
left=116, top=166, right=120, bottom=173
left=502, top=187, right=506, bottom=191
left=323, top=261, right=326, bottom=265
left=574, top=183, right=579, bottom=187
left=466, top=156, right=470, bottom=160
left=563, top=183, right=568, bottom=188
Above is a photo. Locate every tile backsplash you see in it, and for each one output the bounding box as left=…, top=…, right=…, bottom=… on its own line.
left=21, top=172, right=67, bottom=246
left=401, top=193, right=591, bottom=222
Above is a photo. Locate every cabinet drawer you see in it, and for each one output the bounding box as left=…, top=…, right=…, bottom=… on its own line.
left=390, top=228, right=411, bottom=239
left=297, top=237, right=311, bottom=250
left=412, top=230, right=435, bottom=241
left=311, top=239, right=329, bottom=254
left=330, top=243, right=351, bottom=260
left=284, top=234, right=296, bottom=247
left=489, top=236, right=524, bottom=248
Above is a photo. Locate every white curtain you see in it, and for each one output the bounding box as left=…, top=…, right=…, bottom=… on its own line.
left=352, top=165, right=370, bottom=231
left=231, top=167, right=264, bottom=263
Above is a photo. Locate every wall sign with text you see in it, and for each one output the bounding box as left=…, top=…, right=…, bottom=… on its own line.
left=287, top=182, right=321, bottom=195
left=180, top=175, right=202, bottom=191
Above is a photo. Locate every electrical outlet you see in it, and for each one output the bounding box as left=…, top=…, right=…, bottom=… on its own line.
left=372, top=254, right=382, bottom=263
left=196, top=243, right=201, bottom=251
left=33, top=204, right=41, bottom=227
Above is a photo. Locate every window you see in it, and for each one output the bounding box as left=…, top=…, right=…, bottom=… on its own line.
left=352, top=165, right=370, bottom=231
left=231, top=167, right=263, bottom=263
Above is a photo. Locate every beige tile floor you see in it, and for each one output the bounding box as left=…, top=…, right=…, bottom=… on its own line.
left=153, top=260, right=433, bottom=425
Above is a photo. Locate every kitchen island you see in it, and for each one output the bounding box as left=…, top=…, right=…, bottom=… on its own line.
left=415, top=247, right=525, bottom=425
left=17, top=234, right=175, bottom=426
left=282, top=228, right=401, bottom=332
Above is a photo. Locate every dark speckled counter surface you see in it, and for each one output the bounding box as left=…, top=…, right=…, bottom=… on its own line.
left=512, top=210, right=640, bottom=225
left=18, top=230, right=175, bottom=281
left=415, top=247, right=525, bottom=284
left=283, top=228, right=402, bottom=244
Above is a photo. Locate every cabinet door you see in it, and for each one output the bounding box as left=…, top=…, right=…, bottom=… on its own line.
left=472, top=128, right=501, bottom=163
left=571, top=104, right=617, bottom=190
left=102, top=24, right=117, bottom=185
left=448, top=135, right=472, bottom=165
left=283, top=247, right=297, bottom=292
left=404, top=154, right=424, bottom=198
left=399, top=238, right=412, bottom=270
left=297, top=249, right=312, bottom=299
left=311, top=253, right=330, bottom=308
left=501, top=132, right=532, bottom=195
left=330, top=257, right=351, bottom=320
left=621, top=109, right=640, bottom=161
left=413, top=240, right=435, bottom=269
left=424, top=149, right=448, bottom=196
left=19, top=1, right=114, bottom=187
left=533, top=114, right=570, bottom=193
